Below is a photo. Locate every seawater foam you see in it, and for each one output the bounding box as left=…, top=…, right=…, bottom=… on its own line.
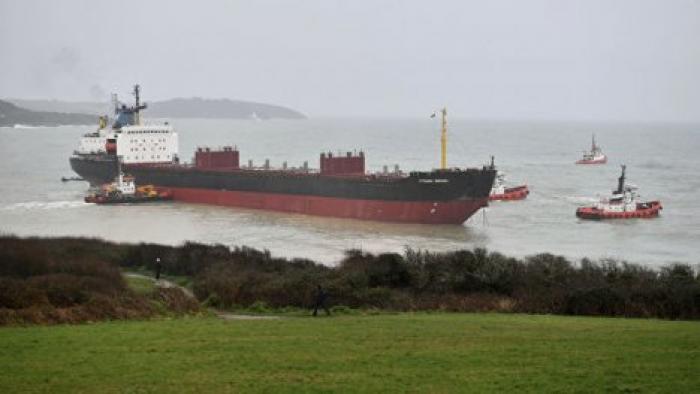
left=1, top=200, right=88, bottom=211
left=564, top=195, right=599, bottom=204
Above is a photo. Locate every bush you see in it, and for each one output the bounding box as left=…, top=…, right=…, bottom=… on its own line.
left=2, top=235, right=699, bottom=321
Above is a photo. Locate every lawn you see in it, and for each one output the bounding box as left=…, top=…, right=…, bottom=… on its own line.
left=1, top=313, right=698, bottom=392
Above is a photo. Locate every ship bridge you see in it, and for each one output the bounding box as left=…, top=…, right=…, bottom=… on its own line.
left=116, top=125, right=178, bottom=164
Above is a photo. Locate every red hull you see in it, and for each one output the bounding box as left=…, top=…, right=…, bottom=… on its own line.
left=576, top=201, right=662, bottom=220
left=490, top=185, right=529, bottom=201
left=167, top=187, right=488, bottom=224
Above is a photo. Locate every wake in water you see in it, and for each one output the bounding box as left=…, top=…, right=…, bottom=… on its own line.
left=0, top=200, right=88, bottom=211
left=12, top=124, right=42, bottom=129
left=564, top=195, right=600, bottom=205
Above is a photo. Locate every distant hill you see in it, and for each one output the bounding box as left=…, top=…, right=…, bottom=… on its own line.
left=148, top=98, right=306, bottom=119
left=9, top=97, right=306, bottom=120
left=0, top=100, right=95, bottom=127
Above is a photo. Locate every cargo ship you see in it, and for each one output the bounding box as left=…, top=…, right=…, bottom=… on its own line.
left=70, top=86, right=496, bottom=224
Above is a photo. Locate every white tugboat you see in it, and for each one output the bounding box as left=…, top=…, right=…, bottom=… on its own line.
left=576, top=165, right=662, bottom=219
left=576, top=134, right=607, bottom=164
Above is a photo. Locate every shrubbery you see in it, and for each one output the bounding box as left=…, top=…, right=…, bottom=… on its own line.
left=0, top=236, right=198, bottom=325
left=1, top=235, right=699, bottom=321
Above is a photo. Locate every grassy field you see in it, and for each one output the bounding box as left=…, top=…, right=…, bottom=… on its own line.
left=1, top=313, right=698, bottom=393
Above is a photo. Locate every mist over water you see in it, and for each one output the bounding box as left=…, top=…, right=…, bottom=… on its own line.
left=1, top=118, right=698, bottom=266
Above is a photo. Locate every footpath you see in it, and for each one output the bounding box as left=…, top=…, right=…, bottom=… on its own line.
left=123, top=272, right=281, bottom=321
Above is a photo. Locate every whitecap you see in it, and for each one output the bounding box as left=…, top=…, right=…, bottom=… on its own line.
left=0, top=200, right=88, bottom=211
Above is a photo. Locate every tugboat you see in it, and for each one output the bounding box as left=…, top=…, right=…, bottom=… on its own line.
left=576, top=134, right=607, bottom=164
left=85, top=163, right=172, bottom=204
left=487, top=157, right=529, bottom=201
left=576, top=165, right=662, bottom=219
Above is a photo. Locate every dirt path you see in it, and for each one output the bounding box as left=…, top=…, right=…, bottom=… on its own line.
left=123, top=272, right=281, bottom=320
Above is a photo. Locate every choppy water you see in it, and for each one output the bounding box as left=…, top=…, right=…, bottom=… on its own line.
left=1, top=118, right=698, bottom=266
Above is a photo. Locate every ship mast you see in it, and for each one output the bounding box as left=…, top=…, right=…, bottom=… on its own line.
left=134, top=85, right=141, bottom=125
left=592, top=133, right=597, bottom=152
left=616, top=165, right=626, bottom=194
left=440, top=107, right=447, bottom=170
left=132, top=84, right=147, bottom=125
left=111, top=93, right=119, bottom=115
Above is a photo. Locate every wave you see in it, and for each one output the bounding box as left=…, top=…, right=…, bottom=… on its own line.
left=1, top=200, right=87, bottom=211
left=637, top=160, right=675, bottom=170
left=563, top=195, right=599, bottom=204
left=12, top=124, right=43, bottom=129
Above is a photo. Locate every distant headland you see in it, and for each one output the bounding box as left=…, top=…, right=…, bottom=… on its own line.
left=0, top=99, right=95, bottom=127
left=3, top=97, right=306, bottom=127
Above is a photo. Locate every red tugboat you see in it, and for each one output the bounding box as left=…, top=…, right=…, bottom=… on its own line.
left=576, top=165, right=662, bottom=219
left=576, top=134, right=607, bottom=164
left=85, top=167, right=172, bottom=204
left=488, top=157, right=529, bottom=201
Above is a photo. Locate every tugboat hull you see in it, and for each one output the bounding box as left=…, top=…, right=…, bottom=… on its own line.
left=576, top=156, right=607, bottom=165
left=490, top=185, right=529, bottom=201
left=84, top=194, right=173, bottom=204
left=576, top=201, right=662, bottom=220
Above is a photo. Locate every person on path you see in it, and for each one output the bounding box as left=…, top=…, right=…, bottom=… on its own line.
left=154, top=257, right=162, bottom=280
left=312, top=285, right=331, bottom=317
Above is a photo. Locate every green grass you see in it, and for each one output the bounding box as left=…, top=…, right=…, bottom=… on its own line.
left=124, top=274, right=156, bottom=295
left=1, top=314, right=698, bottom=392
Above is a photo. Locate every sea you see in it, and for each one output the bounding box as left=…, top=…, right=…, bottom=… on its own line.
left=1, top=118, right=698, bottom=266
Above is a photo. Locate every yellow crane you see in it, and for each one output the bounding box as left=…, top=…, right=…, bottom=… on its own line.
left=439, top=107, right=447, bottom=170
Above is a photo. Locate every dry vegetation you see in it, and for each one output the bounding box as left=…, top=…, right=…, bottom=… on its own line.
left=1, top=235, right=699, bottom=324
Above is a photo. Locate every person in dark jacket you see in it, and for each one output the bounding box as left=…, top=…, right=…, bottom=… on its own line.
left=312, top=285, right=330, bottom=316
left=154, top=257, right=162, bottom=280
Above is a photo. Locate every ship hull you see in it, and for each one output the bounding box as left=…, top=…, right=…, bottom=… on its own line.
left=70, top=155, right=119, bottom=185
left=170, top=187, right=487, bottom=224
left=70, top=155, right=495, bottom=224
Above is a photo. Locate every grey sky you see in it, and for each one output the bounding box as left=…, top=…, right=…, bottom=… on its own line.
left=1, top=0, right=699, bottom=121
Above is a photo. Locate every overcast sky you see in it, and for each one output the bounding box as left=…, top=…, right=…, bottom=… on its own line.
left=1, top=0, right=699, bottom=121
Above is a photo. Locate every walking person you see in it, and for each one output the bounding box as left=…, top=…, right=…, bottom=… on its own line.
left=154, top=257, right=162, bottom=281
left=312, top=284, right=331, bottom=317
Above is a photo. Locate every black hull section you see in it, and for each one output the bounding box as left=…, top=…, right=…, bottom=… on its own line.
left=70, top=155, right=119, bottom=185
left=70, top=155, right=496, bottom=202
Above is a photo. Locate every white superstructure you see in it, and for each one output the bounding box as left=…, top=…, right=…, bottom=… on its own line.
left=490, top=172, right=507, bottom=196
left=117, top=125, right=178, bottom=164
left=73, top=85, right=179, bottom=164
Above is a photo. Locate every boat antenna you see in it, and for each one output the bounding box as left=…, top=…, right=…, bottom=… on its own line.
left=490, top=155, right=495, bottom=170
left=616, top=164, right=626, bottom=194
